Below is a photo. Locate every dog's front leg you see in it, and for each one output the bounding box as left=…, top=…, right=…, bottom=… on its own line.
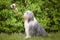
left=25, top=27, right=31, bottom=38
left=24, top=21, right=31, bottom=38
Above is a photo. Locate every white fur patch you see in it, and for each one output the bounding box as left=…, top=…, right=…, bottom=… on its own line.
left=24, top=20, right=31, bottom=38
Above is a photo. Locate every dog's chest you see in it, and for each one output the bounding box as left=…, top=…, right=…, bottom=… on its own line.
left=24, top=21, right=29, bottom=28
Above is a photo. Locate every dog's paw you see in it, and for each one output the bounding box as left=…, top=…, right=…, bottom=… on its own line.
left=25, top=36, right=31, bottom=39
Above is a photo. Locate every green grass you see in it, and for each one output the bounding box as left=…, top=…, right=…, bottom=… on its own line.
left=0, top=32, right=60, bottom=40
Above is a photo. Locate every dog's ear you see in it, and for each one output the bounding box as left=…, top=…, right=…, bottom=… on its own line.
left=27, top=11, right=34, bottom=22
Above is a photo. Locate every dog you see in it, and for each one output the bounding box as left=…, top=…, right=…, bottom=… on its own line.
left=23, top=10, right=48, bottom=38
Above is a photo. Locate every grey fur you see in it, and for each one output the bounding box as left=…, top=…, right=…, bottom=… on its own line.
left=29, top=22, right=48, bottom=37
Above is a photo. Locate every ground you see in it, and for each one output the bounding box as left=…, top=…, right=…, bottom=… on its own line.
left=0, top=32, right=60, bottom=40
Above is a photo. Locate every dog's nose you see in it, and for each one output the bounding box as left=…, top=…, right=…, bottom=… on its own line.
left=24, top=16, right=28, bottom=21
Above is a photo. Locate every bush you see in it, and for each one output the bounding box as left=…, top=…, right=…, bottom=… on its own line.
left=0, top=0, right=60, bottom=33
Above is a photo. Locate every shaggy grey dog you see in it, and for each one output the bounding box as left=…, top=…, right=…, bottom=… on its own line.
left=23, top=10, right=48, bottom=38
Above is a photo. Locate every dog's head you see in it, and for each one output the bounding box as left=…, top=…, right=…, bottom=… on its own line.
left=23, top=10, right=34, bottom=22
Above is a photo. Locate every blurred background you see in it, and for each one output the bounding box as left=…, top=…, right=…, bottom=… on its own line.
left=0, top=0, right=60, bottom=40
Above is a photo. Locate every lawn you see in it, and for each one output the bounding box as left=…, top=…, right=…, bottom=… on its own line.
left=0, top=32, right=60, bottom=40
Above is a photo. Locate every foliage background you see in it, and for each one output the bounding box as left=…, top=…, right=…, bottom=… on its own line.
left=0, top=0, right=60, bottom=33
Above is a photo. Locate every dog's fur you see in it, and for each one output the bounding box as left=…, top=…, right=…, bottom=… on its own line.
left=23, top=10, right=48, bottom=38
